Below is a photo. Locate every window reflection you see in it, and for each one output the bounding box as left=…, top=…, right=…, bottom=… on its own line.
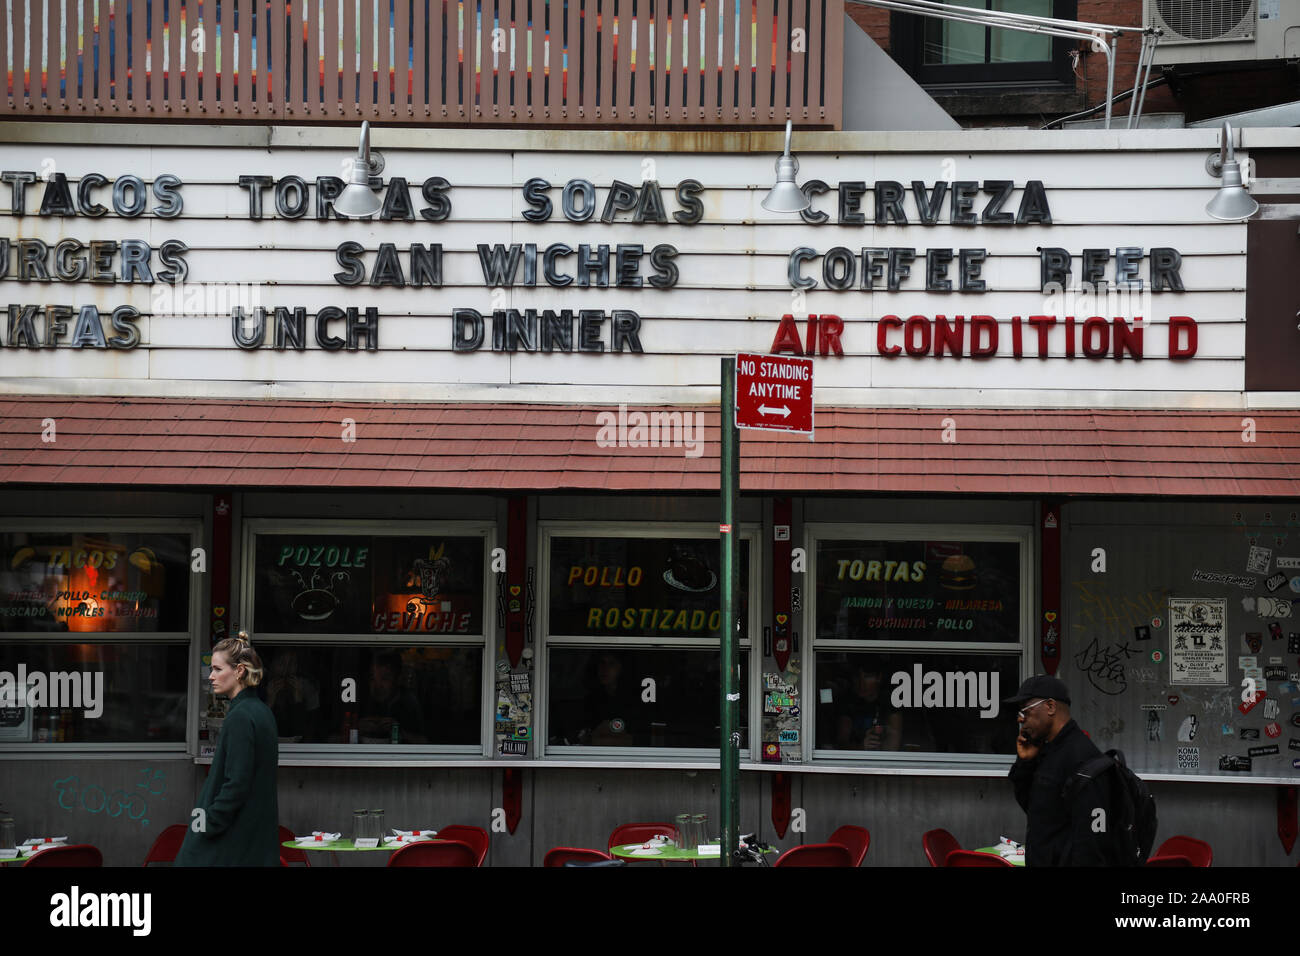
left=548, top=647, right=747, bottom=749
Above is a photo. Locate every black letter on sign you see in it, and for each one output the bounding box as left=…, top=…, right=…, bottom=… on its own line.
left=874, top=181, right=907, bottom=225
left=275, top=176, right=310, bottom=219
left=634, top=182, right=668, bottom=223
left=316, top=177, right=344, bottom=219
left=381, top=177, right=416, bottom=221
left=950, top=182, right=978, bottom=225
left=370, top=243, right=406, bottom=287
left=522, top=177, right=552, bottom=222
left=108, top=306, right=141, bottom=349
left=334, top=241, right=366, bottom=286
left=238, top=175, right=274, bottom=220
left=911, top=181, right=947, bottom=226
left=648, top=244, right=678, bottom=289
left=1150, top=247, right=1184, bottom=292
left=1, top=171, right=38, bottom=215
left=315, top=307, right=346, bottom=351
left=77, top=173, right=109, bottom=217
left=453, top=309, right=485, bottom=351
left=563, top=180, right=596, bottom=221
left=1016, top=181, right=1052, bottom=224
left=153, top=174, right=184, bottom=218
left=232, top=307, right=266, bottom=349
left=347, top=307, right=380, bottom=350
left=38, top=173, right=78, bottom=216
left=1039, top=247, right=1071, bottom=291
left=674, top=179, right=704, bottom=224
left=601, top=181, right=640, bottom=223
left=799, top=180, right=830, bottom=225
left=838, top=182, right=867, bottom=224
left=420, top=177, right=451, bottom=222
left=981, top=181, right=1014, bottom=224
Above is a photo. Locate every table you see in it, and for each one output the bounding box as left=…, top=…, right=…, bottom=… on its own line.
left=611, top=841, right=723, bottom=864
left=972, top=845, right=1026, bottom=866
left=283, top=838, right=404, bottom=853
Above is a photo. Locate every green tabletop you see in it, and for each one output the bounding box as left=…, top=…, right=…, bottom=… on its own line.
left=972, top=845, right=1025, bottom=866
left=283, top=838, right=406, bottom=852
left=611, top=841, right=723, bottom=862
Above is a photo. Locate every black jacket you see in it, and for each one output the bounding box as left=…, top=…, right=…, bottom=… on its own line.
left=176, top=690, right=280, bottom=866
left=1008, top=719, right=1110, bottom=867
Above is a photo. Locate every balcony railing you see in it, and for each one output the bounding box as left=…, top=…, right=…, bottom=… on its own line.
left=1, top=0, right=842, bottom=126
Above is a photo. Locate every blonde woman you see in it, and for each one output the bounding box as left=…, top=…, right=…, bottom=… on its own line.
left=176, top=633, right=280, bottom=866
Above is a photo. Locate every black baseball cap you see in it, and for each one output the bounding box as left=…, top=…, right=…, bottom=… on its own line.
left=1004, top=675, right=1071, bottom=706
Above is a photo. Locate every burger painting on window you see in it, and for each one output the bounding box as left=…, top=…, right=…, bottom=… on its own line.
left=816, top=540, right=1020, bottom=644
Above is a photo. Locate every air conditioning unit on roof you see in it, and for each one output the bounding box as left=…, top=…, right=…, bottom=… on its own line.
left=1144, top=0, right=1300, bottom=65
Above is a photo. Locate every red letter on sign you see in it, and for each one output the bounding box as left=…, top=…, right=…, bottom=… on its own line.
left=1168, top=316, right=1197, bottom=358
left=818, top=315, right=844, bottom=357
left=770, top=315, right=804, bottom=355
left=877, top=316, right=902, bottom=356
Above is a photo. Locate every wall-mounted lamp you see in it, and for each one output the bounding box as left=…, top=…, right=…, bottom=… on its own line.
left=761, top=121, right=811, bottom=214
left=334, top=121, right=386, bottom=219
left=1205, top=121, right=1258, bottom=222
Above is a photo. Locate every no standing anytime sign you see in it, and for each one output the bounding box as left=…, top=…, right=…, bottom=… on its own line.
left=734, top=353, right=814, bottom=436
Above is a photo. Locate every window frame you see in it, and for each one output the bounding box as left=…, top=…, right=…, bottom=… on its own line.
left=806, top=521, right=1033, bottom=767
left=0, top=517, right=202, bottom=754
left=537, top=521, right=760, bottom=761
left=889, top=1, right=1078, bottom=90
left=240, top=518, right=497, bottom=757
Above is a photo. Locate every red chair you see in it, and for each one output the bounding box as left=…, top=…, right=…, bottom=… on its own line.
left=1144, top=854, right=1194, bottom=867
left=826, top=825, right=870, bottom=867
left=922, top=828, right=962, bottom=867
left=142, top=824, right=188, bottom=866
left=945, top=850, right=1015, bottom=867
left=388, top=840, right=478, bottom=867
left=1149, top=835, right=1212, bottom=867
left=607, top=822, right=679, bottom=852
left=278, top=825, right=311, bottom=867
left=23, top=844, right=103, bottom=867
left=436, top=825, right=489, bottom=867
left=772, top=843, right=854, bottom=867
left=543, top=846, right=615, bottom=867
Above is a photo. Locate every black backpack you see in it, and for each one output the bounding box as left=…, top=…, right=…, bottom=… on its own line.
left=1063, top=748, right=1158, bottom=866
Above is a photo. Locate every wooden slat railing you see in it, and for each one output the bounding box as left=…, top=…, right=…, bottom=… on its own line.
left=1, top=0, right=842, bottom=126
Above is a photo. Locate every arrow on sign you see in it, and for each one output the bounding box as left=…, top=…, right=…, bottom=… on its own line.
left=758, top=405, right=791, bottom=418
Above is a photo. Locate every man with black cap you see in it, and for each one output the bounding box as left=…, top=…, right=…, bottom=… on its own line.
left=1006, top=675, right=1112, bottom=866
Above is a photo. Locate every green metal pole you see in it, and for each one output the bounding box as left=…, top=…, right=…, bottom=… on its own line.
left=720, top=357, right=741, bottom=866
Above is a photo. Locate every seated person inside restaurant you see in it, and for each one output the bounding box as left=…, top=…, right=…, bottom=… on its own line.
left=358, top=651, right=427, bottom=744
left=830, top=661, right=903, bottom=751
left=576, top=651, right=646, bottom=747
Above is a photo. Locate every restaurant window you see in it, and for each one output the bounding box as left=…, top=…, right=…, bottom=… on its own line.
left=809, top=525, right=1029, bottom=761
left=540, top=525, right=755, bottom=756
left=890, top=1, right=1076, bottom=89
left=243, top=521, right=491, bottom=753
left=0, top=522, right=198, bottom=749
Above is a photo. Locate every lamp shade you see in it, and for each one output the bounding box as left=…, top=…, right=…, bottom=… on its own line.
left=761, top=120, right=810, bottom=213
left=1205, top=121, right=1258, bottom=222
left=1205, top=160, right=1258, bottom=221
left=334, top=160, right=383, bottom=218
left=334, top=121, right=384, bottom=218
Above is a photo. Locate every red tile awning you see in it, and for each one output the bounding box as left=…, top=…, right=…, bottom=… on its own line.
left=0, top=398, right=1297, bottom=496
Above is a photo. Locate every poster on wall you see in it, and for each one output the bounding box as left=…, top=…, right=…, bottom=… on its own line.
left=1168, top=598, right=1227, bottom=685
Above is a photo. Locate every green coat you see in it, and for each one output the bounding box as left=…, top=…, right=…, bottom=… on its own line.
left=176, top=689, right=280, bottom=866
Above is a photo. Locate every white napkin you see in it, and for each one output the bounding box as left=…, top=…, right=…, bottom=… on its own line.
left=22, top=837, right=68, bottom=847
left=629, top=846, right=663, bottom=856
left=296, top=831, right=341, bottom=844
left=995, top=837, right=1024, bottom=859
left=385, top=831, right=435, bottom=845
